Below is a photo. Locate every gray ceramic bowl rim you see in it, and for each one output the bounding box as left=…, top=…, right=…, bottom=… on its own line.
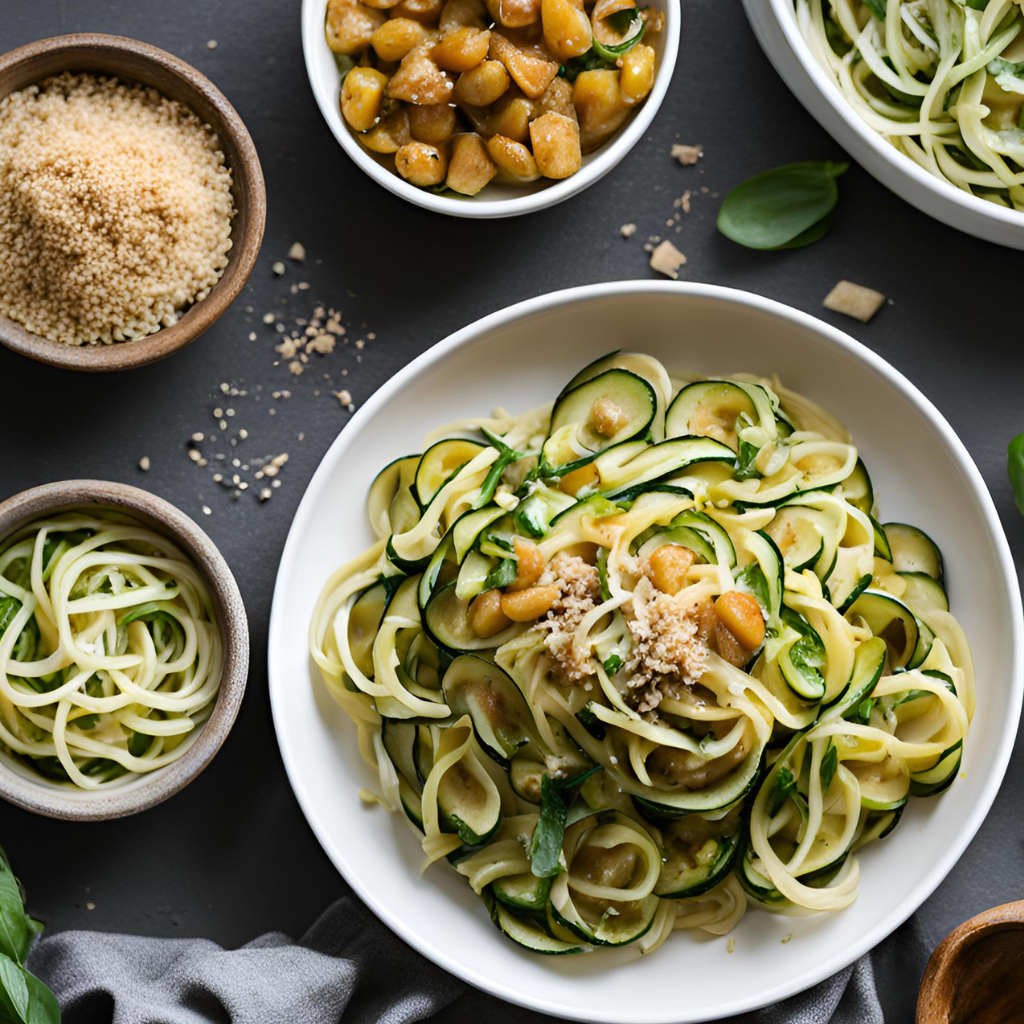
left=0, top=480, right=249, bottom=820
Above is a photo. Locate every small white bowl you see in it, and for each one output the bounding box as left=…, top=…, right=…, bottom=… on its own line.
left=301, top=0, right=679, bottom=218
left=743, top=0, right=1024, bottom=251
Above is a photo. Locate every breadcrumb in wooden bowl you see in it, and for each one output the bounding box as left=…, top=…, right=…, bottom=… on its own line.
left=0, top=34, right=266, bottom=372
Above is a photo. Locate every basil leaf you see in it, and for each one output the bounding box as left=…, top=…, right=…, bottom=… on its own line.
left=820, top=744, right=839, bottom=795
left=0, top=954, right=30, bottom=1024
left=768, top=766, right=798, bottom=816
left=733, top=438, right=762, bottom=481
left=0, top=857, right=31, bottom=966
left=717, top=161, right=849, bottom=251
left=530, top=775, right=568, bottom=877
left=483, top=558, right=517, bottom=591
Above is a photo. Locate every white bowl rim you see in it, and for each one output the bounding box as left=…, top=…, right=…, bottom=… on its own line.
left=300, top=0, right=680, bottom=219
left=268, top=280, right=1024, bottom=1020
left=757, top=0, right=1024, bottom=234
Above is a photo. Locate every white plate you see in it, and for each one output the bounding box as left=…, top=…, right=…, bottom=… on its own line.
left=268, top=282, right=1023, bottom=1023
left=301, top=0, right=680, bottom=219
left=741, top=0, right=1024, bottom=251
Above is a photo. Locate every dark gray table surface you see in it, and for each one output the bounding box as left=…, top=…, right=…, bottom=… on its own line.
left=2, top=1, right=1023, bottom=1021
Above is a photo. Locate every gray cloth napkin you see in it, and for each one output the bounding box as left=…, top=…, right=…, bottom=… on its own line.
left=27, top=896, right=926, bottom=1024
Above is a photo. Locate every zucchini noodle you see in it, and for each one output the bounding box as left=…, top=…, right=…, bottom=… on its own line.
left=797, top=0, right=1024, bottom=211
left=309, top=351, right=973, bottom=956
left=0, top=511, right=223, bottom=789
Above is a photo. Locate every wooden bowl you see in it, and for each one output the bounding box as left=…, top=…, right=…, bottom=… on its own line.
left=0, top=480, right=249, bottom=820
left=917, top=900, right=1024, bottom=1024
left=0, top=34, right=266, bottom=372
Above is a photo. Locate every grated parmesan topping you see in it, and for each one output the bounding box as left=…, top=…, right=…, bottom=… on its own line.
left=622, top=577, right=709, bottom=714
left=535, top=553, right=600, bottom=681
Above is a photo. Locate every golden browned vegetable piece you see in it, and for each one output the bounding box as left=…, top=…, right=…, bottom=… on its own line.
left=395, top=140, right=449, bottom=184
left=508, top=537, right=545, bottom=592
left=487, top=92, right=533, bottom=141
left=387, top=47, right=454, bottom=104
left=409, top=102, right=457, bottom=143
left=371, top=18, right=429, bottom=60
left=541, top=0, right=592, bottom=61
left=432, top=26, right=492, bottom=71
left=714, top=591, right=765, bottom=651
left=439, top=0, right=489, bottom=29
left=535, top=77, right=577, bottom=121
left=391, top=0, right=445, bottom=24
left=327, top=0, right=387, bottom=54
left=573, top=68, right=631, bottom=152
left=487, top=134, right=541, bottom=180
left=361, top=106, right=412, bottom=151
left=529, top=110, right=581, bottom=178
left=453, top=59, right=511, bottom=105
left=620, top=43, right=656, bottom=103
left=469, top=589, right=512, bottom=637
left=590, top=395, right=630, bottom=437
left=446, top=133, right=498, bottom=194
left=501, top=584, right=560, bottom=622
left=486, top=0, right=542, bottom=27
left=647, top=544, right=696, bottom=597
left=489, top=33, right=558, bottom=99
left=341, top=67, right=389, bottom=131
left=558, top=461, right=598, bottom=496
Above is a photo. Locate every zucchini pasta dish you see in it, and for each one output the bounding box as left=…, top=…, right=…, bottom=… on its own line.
left=798, top=0, right=1024, bottom=211
left=310, top=352, right=974, bottom=956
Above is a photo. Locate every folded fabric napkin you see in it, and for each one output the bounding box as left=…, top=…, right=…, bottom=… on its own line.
left=27, top=896, right=926, bottom=1024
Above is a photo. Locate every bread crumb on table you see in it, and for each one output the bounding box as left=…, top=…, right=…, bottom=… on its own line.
left=620, top=223, right=637, bottom=238
left=138, top=457, right=150, bottom=472
left=649, top=240, right=687, bottom=280
left=288, top=242, right=306, bottom=261
left=823, top=280, right=886, bottom=323
left=671, top=143, right=703, bottom=166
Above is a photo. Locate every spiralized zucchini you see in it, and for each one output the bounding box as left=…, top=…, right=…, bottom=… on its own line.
left=797, top=0, right=1024, bottom=211
left=310, top=351, right=974, bottom=956
left=0, top=511, right=223, bottom=789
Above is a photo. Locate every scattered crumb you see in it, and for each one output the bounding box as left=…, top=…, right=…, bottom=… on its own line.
left=272, top=261, right=286, bottom=276
left=649, top=240, right=687, bottom=280
left=782, top=934, right=793, bottom=945
left=206, top=39, right=217, bottom=49
left=671, top=143, right=703, bottom=166
left=288, top=242, right=306, bottom=261
left=138, top=456, right=150, bottom=471
left=333, top=389, right=353, bottom=408
left=677, top=190, right=691, bottom=214
left=86, top=902, right=96, bottom=911
left=288, top=360, right=304, bottom=376
left=620, top=222, right=637, bottom=239
left=727, top=938, right=736, bottom=954
left=202, top=506, right=212, bottom=516
left=259, top=487, right=273, bottom=502
left=823, top=280, right=886, bottom=323
left=262, top=312, right=275, bottom=324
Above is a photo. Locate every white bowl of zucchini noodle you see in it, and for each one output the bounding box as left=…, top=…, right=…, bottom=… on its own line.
left=0, top=480, right=248, bottom=820
left=742, top=0, right=1024, bottom=250
left=268, top=281, right=1021, bottom=1022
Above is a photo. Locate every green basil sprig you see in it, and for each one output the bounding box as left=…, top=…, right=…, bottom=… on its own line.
left=0, top=847, right=58, bottom=1024
left=529, top=768, right=602, bottom=878
left=717, top=161, right=849, bottom=251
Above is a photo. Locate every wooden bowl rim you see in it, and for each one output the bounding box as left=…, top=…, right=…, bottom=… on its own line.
left=0, top=32, right=266, bottom=372
left=916, top=900, right=1024, bottom=1024
left=0, top=480, right=249, bottom=820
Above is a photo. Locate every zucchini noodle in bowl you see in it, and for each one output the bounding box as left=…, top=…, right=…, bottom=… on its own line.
left=310, top=351, right=975, bottom=957
left=797, top=0, right=1024, bottom=211
left=0, top=509, right=224, bottom=791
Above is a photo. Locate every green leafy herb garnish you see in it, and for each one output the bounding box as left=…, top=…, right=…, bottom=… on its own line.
left=530, top=769, right=601, bottom=877
left=734, top=438, right=762, bottom=481
left=819, top=744, right=839, bottom=795
left=717, top=161, right=849, bottom=251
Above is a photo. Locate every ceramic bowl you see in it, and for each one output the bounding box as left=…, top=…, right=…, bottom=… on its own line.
left=0, top=33, right=266, bottom=371
left=302, top=0, right=680, bottom=218
left=742, top=0, right=1024, bottom=251
left=268, top=281, right=1023, bottom=1021
left=0, top=480, right=249, bottom=820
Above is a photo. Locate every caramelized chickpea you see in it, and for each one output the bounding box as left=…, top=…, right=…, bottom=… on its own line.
left=432, top=26, right=491, bottom=71
left=529, top=110, right=581, bottom=178
left=619, top=43, right=655, bottom=103
left=395, top=140, right=449, bottom=184
left=572, top=68, right=631, bottom=152
left=487, top=93, right=534, bottom=141
left=371, top=18, right=428, bottom=61
left=469, top=588, right=512, bottom=637
left=501, top=584, right=560, bottom=621
left=439, top=0, right=489, bottom=30
left=487, top=133, right=541, bottom=180
left=508, top=537, right=545, bottom=591
left=453, top=59, right=511, bottom=105
left=446, top=133, right=498, bottom=194
left=541, top=0, right=592, bottom=61
left=391, top=0, right=445, bottom=24
left=326, top=0, right=387, bottom=54
left=486, top=0, right=542, bottom=27
left=361, top=106, right=412, bottom=152
left=647, top=544, right=696, bottom=596
left=489, top=33, right=558, bottom=99
left=714, top=591, right=765, bottom=651
left=341, top=67, right=389, bottom=132
left=409, top=102, right=458, bottom=143
left=387, top=47, right=454, bottom=104
left=590, top=396, right=630, bottom=437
